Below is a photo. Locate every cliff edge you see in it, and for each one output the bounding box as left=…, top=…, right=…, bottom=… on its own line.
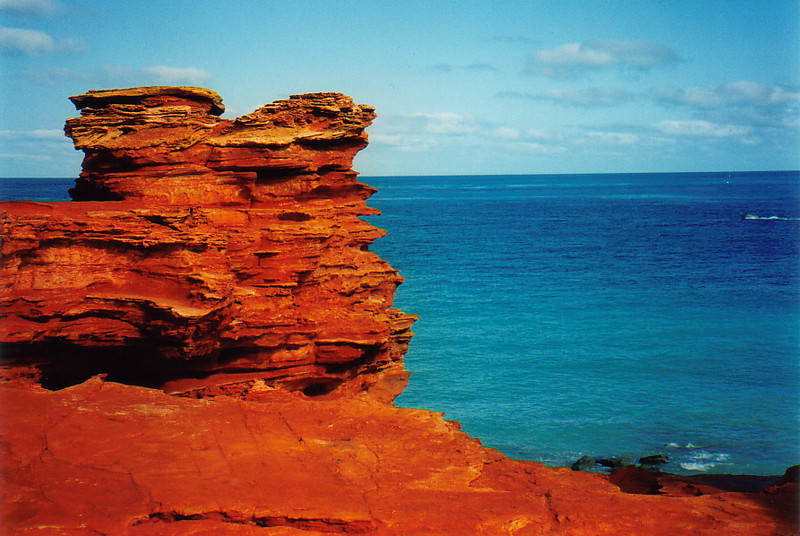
left=0, top=87, right=796, bottom=535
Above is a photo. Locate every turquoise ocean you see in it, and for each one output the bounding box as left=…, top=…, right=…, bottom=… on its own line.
left=3, top=171, right=799, bottom=476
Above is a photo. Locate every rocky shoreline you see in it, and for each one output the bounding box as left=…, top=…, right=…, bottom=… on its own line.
left=1, top=86, right=797, bottom=535
left=568, top=453, right=798, bottom=495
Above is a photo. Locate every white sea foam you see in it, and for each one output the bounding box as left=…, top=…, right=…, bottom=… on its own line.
left=742, top=213, right=800, bottom=221
left=678, top=450, right=731, bottom=471
left=665, top=442, right=702, bottom=450
left=680, top=461, right=717, bottom=471
left=689, top=451, right=730, bottom=461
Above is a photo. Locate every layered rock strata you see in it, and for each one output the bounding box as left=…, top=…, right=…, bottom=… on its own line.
left=0, top=87, right=415, bottom=400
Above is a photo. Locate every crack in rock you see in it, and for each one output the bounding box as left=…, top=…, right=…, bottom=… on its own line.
left=130, top=510, right=377, bottom=533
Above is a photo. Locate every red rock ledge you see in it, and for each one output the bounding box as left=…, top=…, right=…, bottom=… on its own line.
left=0, top=87, right=796, bottom=535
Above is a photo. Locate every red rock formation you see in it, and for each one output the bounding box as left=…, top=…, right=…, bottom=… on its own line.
left=1, top=87, right=415, bottom=401
left=0, top=87, right=796, bottom=535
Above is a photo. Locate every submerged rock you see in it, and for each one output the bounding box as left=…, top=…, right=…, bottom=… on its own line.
left=639, top=454, right=670, bottom=466
left=597, top=456, right=632, bottom=469
left=571, top=455, right=597, bottom=471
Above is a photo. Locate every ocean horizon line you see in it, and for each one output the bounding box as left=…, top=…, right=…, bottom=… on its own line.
left=2, top=169, right=799, bottom=181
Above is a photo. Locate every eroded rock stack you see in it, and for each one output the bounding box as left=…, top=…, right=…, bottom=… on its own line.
left=0, top=86, right=415, bottom=400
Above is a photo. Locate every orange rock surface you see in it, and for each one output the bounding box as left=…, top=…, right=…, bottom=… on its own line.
left=1, top=378, right=796, bottom=535
left=1, top=87, right=414, bottom=401
left=0, top=87, right=796, bottom=535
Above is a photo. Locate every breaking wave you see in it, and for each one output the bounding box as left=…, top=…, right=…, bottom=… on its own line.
left=741, top=213, right=800, bottom=221
left=678, top=451, right=732, bottom=472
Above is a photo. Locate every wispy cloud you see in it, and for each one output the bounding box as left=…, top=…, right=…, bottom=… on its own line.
left=495, top=91, right=536, bottom=100
left=142, top=65, right=212, bottom=85
left=368, top=133, right=435, bottom=153
left=515, top=141, right=568, bottom=154
left=652, top=120, right=752, bottom=138
left=1, top=25, right=55, bottom=54
left=0, top=25, right=82, bottom=55
left=21, top=66, right=88, bottom=85
left=491, top=127, right=522, bottom=140
left=0, top=129, right=65, bottom=141
left=653, top=81, right=800, bottom=109
left=527, top=39, right=679, bottom=79
left=0, top=0, right=59, bottom=17
left=0, top=128, right=73, bottom=165
left=535, top=87, right=633, bottom=107
left=652, top=81, right=799, bottom=135
left=378, top=112, right=478, bottom=136
left=431, top=62, right=497, bottom=73
left=0, top=152, right=54, bottom=162
left=489, top=127, right=569, bottom=154
left=490, top=35, right=540, bottom=45
left=367, top=112, right=480, bottom=153
left=489, top=123, right=687, bottom=161
left=21, top=64, right=214, bottom=87
left=579, top=131, right=641, bottom=145
left=412, top=112, right=476, bottom=135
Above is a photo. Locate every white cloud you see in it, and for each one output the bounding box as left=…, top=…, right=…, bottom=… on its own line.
left=535, top=87, right=633, bottom=107
left=432, top=62, right=497, bottom=73
left=496, top=91, right=536, bottom=100
left=415, top=112, right=475, bottom=135
left=525, top=128, right=551, bottom=140
left=652, top=120, right=751, bottom=138
left=20, top=63, right=214, bottom=88
left=142, top=65, right=212, bottom=85
left=489, top=128, right=567, bottom=154
left=368, top=112, right=487, bottom=154
left=0, top=129, right=64, bottom=141
left=581, top=131, right=641, bottom=145
left=528, top=39, right=679, bottom=78
left=0, top=25, right=82, bottom=55
left=387, top=112, right=477, bottom=135
left=0, top=25, right=53, bottom=54
left=0, top=152, right=52, bottom=161
left=653, top=81, right=800, bottom=108
left=28, top=129, right=63, bottom=140
left=0, top=128, right=70, bottom=164
left=22, top=66, right=87, bottom=85
left=0, top=0, right=58, bottom=16
left=368, top=133, right=434, bottom=153
left=517, top=141, right=567, bottom=154
left=492, top=127, right=521, bottom=140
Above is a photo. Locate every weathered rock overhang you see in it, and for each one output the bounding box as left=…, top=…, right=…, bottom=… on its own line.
left=0, top=87, right=416, bottom=402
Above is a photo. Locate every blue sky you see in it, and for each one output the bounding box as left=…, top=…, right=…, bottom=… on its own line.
left=1, top=0, right=798, bottom=177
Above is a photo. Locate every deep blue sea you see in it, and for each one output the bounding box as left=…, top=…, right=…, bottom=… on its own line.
left=3, top=172, right=799, bottom=476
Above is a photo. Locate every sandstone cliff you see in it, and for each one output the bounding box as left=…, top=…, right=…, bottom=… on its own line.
left=0, top=87, right=796, bottom=535
left=1, top=87, right=415, bottom=401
